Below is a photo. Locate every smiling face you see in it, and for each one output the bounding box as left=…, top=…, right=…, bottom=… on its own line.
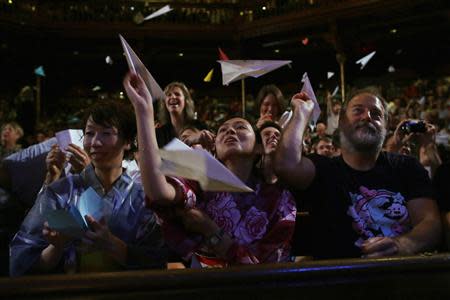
left=83, top=117, right=129, bottom=169
left=260, top=94, right=279, bottom=120
left=165, top=86, right=186, bottom=116
left=260, top=126, right=281, bottom=155
left=339, top=93, right=387, bottom=153
left=215, top=117, right=256, bottom=161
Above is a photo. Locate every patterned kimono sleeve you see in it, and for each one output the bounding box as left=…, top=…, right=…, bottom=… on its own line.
left=146, top=177, right=203, bottom=261
left=9, top=187, right=64, bottom=276
left=224, top=190, right=297, bottom=265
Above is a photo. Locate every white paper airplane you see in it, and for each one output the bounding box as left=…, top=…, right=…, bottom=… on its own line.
left=301, top=72, right=321, bottom=124
left=144, top=5, right=173, bottom=21
left=356, top=51, right=376, bottom=70
left=279, top=110, right=292, bottom=129
left=327, top=72, right=335, bottom=79
left=331, top=86, right=339, bottom=97
left=55, top=129, right=84, bottom=152
left=159, top=138, right=253, bottom=192
left=388, top=65, right=395, bottom=73
left=119, top=34, right=166, bottom=102
left=217, top=60, right=292, bottom=86
left=105, top=56, right=113, bottom=65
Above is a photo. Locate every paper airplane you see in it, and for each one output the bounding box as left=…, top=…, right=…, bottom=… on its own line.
left=388, top=65, right=395, bottom=73
left=34, top=66, right=45, bottom=77
left=119, top=34, right=166, bottom=102
left=327, top=72, right=334, bottom=79
left=356, top=51, right=376, bottom=70
left=92, top=86, right=101, bottom=92
left=55, top=129, right=84, bottom=152
left=418, top=96, right=426, bottom=105
left=203, top=68, right=214, bottom=82
left=218, top=60, right=292, bottom=86
left=144, top=5, right=173, bottom=21
left=301, top=72, right=321, bottom=124
left=218, top=47, right=229, bottom=61
left=46, top=187, right=104, bottom=238
left=160, top=139, right=253, bottom=192
left=331, top=85, right=339, bottom=97
left=279, top=110, right=292, bottom=129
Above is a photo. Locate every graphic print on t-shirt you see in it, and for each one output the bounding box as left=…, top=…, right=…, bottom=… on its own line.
left=347, top=186, right=411, bottom=247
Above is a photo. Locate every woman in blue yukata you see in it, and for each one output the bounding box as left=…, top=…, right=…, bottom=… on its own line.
left=9, top=100, right=167, bottom=276
left=123, top=72, right=296, bottom=268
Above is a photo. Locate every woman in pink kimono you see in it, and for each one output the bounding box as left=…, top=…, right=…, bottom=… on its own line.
left=123, top=73, right=296, bottom=267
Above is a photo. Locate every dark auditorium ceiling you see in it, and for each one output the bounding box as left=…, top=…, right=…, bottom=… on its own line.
left=0, top=0, right=449, bottom=95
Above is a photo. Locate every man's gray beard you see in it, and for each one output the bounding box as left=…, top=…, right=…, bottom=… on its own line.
left=340, top=124, right=386, bottom=154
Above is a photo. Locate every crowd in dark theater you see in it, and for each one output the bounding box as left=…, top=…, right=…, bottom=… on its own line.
left=0, top=0, right=449, bottom=298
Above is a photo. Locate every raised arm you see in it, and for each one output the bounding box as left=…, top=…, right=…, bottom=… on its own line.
left=122, top=73, right=177, bottom=205
left=274, top=92, right=316, bottom=189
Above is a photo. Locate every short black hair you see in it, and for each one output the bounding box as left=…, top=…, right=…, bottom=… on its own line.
left=82, top=100, right=137, bottom=159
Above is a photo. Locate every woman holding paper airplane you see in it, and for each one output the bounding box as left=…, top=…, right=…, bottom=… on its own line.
left=124, top=72, right=295, bottom=267
left=10, top=100, right=167, bottom=276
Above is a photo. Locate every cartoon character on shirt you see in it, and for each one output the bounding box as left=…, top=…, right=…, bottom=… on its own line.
left=347, top=186, right=411, bottom=247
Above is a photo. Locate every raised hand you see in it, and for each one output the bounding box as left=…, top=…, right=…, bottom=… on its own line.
left=290, top=91, right=314, bottom=122
left=45, top=144, right=67, bottom=184
left=66, top=143, right=90, bottom=173
left=123, top=72, right=154, bottom=113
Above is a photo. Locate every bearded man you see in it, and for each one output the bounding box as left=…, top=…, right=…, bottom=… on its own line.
left=275, top=89, right=441, bottom=259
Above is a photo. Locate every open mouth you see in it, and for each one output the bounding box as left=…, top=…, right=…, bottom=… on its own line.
left=224, top=136, right=239, bottom=144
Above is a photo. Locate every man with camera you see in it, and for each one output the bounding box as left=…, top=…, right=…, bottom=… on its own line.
left=387, top=119, right=442, bottom=178
left=275, top=89, right=441, bottom=259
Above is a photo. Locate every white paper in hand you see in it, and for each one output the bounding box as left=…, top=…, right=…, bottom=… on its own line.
left=46, top=204, right=87, bottom=238
left=301, top=72, right=321, bottom=125
left=78, top=187, right=104, bottom=222
left=119, top=35, right=165, bottom=102
left=160, top=138, right=253, bottom=192
left=55, top=129, right=84, bottom=152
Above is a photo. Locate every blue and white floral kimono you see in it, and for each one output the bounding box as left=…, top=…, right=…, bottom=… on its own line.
left=10, top=164, right=167, bottom=276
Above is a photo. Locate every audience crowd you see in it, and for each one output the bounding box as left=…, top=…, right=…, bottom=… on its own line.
left=0, top=70, right=449, bottom=277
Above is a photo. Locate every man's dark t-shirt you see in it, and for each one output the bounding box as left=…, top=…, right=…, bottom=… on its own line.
left=292, top=152, right=433, bottom=259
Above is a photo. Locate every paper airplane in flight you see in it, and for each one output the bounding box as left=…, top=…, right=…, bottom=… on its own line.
left=327, top=72, right=334, bottom=79
left=356, top=51, right=376, bottom=70
left=217, top=60, right=292, bottom=86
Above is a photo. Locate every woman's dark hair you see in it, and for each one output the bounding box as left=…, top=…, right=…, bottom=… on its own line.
left=82, top=100, right=137, bottom=159
left=256, top=85, right=285, bottom=119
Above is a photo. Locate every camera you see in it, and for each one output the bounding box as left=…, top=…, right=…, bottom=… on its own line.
left=400, top=120, right=427, bottom=134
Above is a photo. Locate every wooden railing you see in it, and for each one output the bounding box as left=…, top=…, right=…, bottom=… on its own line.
left=1, top=253, right=450, bottom=299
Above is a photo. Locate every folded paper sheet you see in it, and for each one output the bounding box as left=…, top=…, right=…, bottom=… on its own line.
left=160, top=139, right=253, bottom=192
left=356, top=51, right=376, bottom=70
left=46, top=187, right=104, bottom=238
left=55, top=129, right=84, bottom=151
left=217, top=60, right=291, bottom=86
left=119, top=35, right=165, bottom=102
left=301, top=72, right=321, bottom=125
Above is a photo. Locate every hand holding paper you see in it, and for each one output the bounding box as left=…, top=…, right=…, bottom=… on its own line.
left=119, top=35, right=165, bottom=102
left=46, top=188, right=104, bottom=238
left=301, top=72, right=321, bottom=124
left=55, top=129, right=84, bottom=152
